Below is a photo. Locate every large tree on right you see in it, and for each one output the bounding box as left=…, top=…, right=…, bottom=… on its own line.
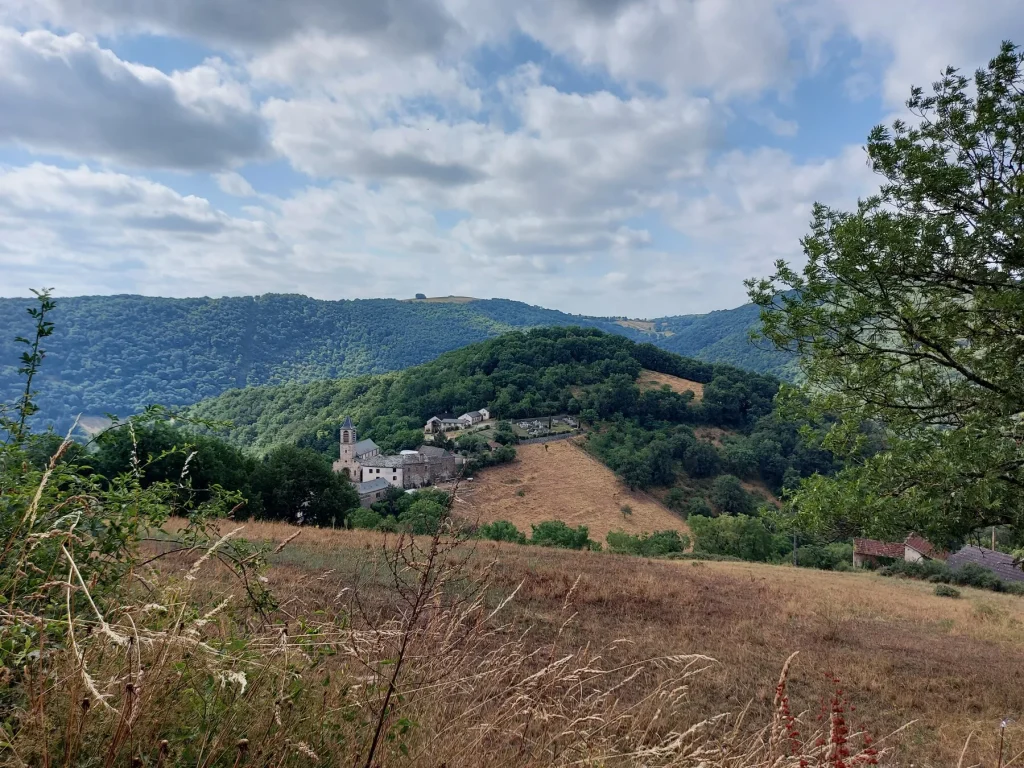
left=747, top=42, right=1024, bottom=545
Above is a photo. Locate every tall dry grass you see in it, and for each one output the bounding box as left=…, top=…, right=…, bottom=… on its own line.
left=3, top=512, right=899, bottom=768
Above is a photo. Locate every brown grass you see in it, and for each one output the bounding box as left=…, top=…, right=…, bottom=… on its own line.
left=638, top=369, right=705, bottom=401
left=457, top=440, right=689, bottom=543
left=229, top=521, right=1024, bottom=767
left=617, top=319, right=656, bottom=332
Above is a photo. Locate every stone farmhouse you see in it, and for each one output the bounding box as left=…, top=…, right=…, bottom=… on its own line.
left=424, top=408, right=490, bottom=433
left=852, top=533, right=947, bottom=568
left=333, top=417, right=461, bottom=495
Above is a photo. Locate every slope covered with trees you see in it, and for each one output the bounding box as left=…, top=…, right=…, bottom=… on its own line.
left=188, top=327, right=832, bottom=516
left=0, top=293, right=794, bottom=430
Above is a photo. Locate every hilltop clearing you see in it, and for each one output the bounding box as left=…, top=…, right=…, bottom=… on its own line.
left=401, top=295, right=478, bottom=303
left=0, top=293, right=794, bottom=430
left=219, top=520, right=1024, bottom=766
left=638, top=368, right=704, bottom=401
left=457, top=440, right=686, bottom=543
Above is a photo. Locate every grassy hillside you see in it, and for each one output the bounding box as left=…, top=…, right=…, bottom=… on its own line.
left=233, top=520, right=1024, bottom=766
left=0, top=293, right=794, bottom=430
left=458, top=440, right=687, bottom=543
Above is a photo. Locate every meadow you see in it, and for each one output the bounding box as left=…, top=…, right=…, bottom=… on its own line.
left=227, top=520, right=1024, bottom=767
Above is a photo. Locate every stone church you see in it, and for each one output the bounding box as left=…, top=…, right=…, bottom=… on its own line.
left=333, top=416, right=461, bottom=492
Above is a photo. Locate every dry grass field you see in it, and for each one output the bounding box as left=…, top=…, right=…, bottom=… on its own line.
left=456, top=439, right=689, bottom=543
left=203, top=520, right=1024, bottom=767
left=638, top=368, right=705, bottom=401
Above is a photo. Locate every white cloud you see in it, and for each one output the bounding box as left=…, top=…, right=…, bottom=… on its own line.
left=819, top=0, right=1024, bottom=106
left=3, top=0, right=456, bottom=54
left=215, top=171, right=257, bottom=197
left=0, top=28, right=268, bottom=169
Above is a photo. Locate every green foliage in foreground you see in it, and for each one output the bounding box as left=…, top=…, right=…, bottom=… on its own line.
left=749, top=42, right=1024, bottom=544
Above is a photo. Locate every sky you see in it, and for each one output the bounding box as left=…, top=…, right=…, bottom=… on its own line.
left=0, top=1, right=1021, bottom=317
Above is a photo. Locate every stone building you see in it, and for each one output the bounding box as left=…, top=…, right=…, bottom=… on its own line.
left=359, top=446, right=459, bottom=490
left=332, top=416, right=380, bottom=479
left=333, top=415, right=460, bottom=490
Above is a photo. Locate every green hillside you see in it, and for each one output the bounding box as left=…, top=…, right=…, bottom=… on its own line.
left=188, top=327, right=834, bottom=505
left=0, top=293, right=794, bottom=429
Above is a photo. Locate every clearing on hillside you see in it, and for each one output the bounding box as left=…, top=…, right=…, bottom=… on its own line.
left=638, top=368, right=705, bottom=401
left=457, top=440, right=687, bottom=543
left=402, top=295, right=478, bottom=303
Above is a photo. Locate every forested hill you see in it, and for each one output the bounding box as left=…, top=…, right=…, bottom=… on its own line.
left=0, top=293, right=793, bottom=429
left=188, top=327, right=832, bottom=505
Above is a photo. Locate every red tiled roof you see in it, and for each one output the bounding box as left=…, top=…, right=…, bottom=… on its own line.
left=904, top=534, right=947, bottom=561
left=853, top=538, right=904, bottom=559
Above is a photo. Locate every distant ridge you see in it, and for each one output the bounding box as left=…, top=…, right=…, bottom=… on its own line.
left=0, top=293, right=794, bottom=429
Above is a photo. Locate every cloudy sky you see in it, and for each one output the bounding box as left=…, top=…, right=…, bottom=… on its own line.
left=0, top=1, right=1020, bottom=317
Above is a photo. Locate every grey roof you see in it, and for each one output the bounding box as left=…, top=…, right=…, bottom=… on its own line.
left=361, top=454, right=426, bottom=469
left=947, top=546, right=1024, bottom=583
left=354, top=438, right=378, bottom=457
left=356, top=478, right=391, bottom=495
left=341, top=416, right=354, bottom=429
left=418, top=445, right=453, bottom=458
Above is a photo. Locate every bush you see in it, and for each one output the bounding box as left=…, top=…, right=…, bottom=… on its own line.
left=478, top=519, right=527, bottom=544
left=530, top=520, right=598, bottom=550
left=686, top=497, right=714, bottom=518
left=793, top=543, right=853, bottom=571
left=398, top=498, right=448, bottom=535
left=683, top=441, right=720, bottom=478
left=349, top=507, right=382, bottom=530
left=663, top=487, right=687, bottom=514
left=711, top=474, right=754, bottom=515
left=934, top=584, right=961, bottom=598
left=950, top=562, right=1004, bottom=591
left=689, top=514, right=774, bottom=562
left=606, top=529, right=690, bottom=557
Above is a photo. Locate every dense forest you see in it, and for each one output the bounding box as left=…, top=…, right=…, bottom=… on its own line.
left=0, top=294, right=795, bottom=430
left=189, top=327, right=833, bottom=516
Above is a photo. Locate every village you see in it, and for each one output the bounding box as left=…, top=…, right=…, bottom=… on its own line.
left=334, top=407, right=581, bottom=508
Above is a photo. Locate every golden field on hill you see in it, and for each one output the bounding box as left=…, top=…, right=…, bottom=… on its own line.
left=457, top=439, right=689, bottom=543
left=638, top=368, right=705, bottom=401
left=211, top=520, right=1024, bottom=767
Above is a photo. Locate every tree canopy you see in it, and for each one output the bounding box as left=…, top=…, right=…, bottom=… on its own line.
left=748, top=41, right=1024, bottom=544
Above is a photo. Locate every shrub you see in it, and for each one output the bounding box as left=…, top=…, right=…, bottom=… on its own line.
left=686, top=497, right=714, bottom=518
left=349, top=507, right=382, bottom=530
left=950, top=562, right=1004, bottom=591
left=620, top=504, right=633, bottom=518
left=711, top=474, right=754, bottom=515
left=683, top=441, right=720, bottom=478
left=398, top=498, right=448, bottom=535
left=689, top=514, right=774, bottom=562
left=663, top=487, right=687, bottom=514
left=794, top=543, right=854, bottom=571
left=606, top=529, right=689, bottom=557
left=478, top=519, right=527, bottom=544
left=530, top=520, right=598, bottom=550
left=934, top=584, right=961, bottom=598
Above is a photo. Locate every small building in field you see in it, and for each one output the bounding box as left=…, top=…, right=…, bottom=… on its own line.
left=459, top=410, right=486, bottom=426
left=852, top=533, right=948, bottom=568
left=355, top=478, right=391, bottom=507
left=425, top=413, right=467, bottom=434
left=946, top=546, right=1024, bottom=583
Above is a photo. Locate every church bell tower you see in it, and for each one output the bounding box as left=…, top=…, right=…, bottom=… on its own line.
left=334, top=416, right=357, bottom=478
